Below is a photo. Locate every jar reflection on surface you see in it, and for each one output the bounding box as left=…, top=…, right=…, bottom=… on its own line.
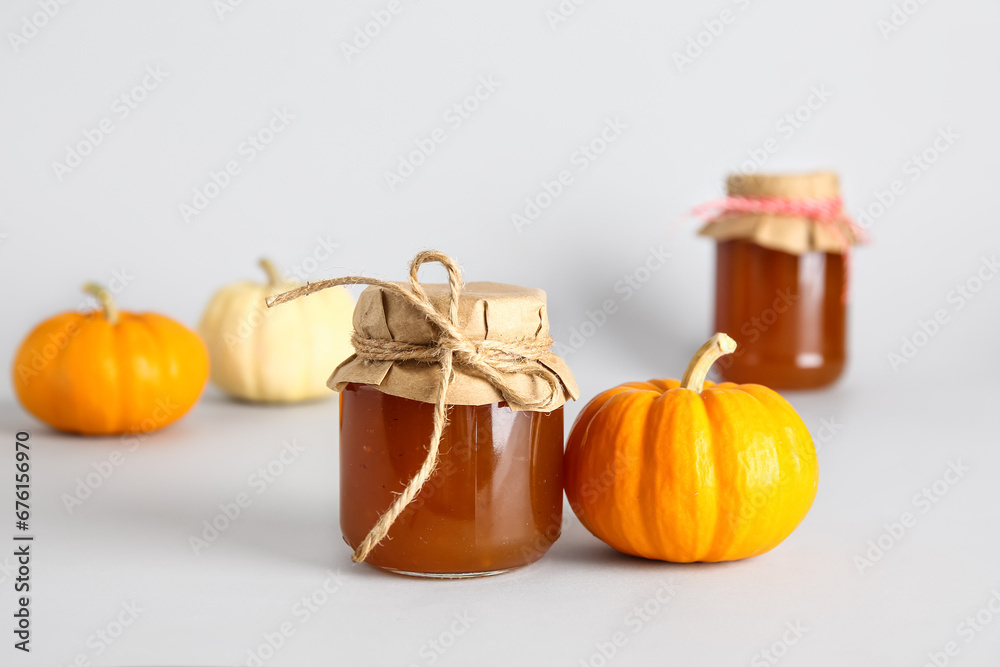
left=714, top=239, right=846, bottom=389
left=339, top=383, right=564, bottom=578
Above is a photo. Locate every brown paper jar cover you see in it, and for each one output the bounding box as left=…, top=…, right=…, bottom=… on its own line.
left=328, top=281, right=578, bottom=410
left=698, top=171, right=861, bottom=255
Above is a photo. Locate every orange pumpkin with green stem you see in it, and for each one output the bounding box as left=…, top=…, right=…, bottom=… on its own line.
left=12, top=283, right=209, bottom=436
left=564, top=333, right=818, bottom=562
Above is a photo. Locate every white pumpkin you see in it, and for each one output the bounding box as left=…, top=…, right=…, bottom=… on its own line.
left=199, top=259, right=355, bottom=403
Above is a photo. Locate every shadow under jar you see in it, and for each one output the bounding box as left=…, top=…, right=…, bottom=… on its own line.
left=699, top=171, right=862, bottom=390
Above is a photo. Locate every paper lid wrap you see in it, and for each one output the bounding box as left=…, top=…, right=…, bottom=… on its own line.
left=698, top=172, right=861, bottom=255
left=328, top=281, right=578, bottom=411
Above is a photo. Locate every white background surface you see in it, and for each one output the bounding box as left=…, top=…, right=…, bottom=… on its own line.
left=1, top=0, right=999, bottom=665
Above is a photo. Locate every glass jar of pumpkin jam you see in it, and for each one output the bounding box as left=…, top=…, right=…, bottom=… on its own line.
left=713, top=239, right=846, bottom=389
left=339, top=383, right=565, bottom=578
left=700, top=172, right=860, bottom=390
left=265, top=253, right=577, bottom=577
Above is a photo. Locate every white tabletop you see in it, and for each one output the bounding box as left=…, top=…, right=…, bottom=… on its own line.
left=7, top=375, right=998, bottom=667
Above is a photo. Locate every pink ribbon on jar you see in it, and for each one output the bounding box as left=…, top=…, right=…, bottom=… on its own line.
left=692, top=195, right=868, bottom=304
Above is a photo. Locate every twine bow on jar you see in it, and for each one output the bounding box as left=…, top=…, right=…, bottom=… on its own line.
left=266, top=250, right=564, bottom=563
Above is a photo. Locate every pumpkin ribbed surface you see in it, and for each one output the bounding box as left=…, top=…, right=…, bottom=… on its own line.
left=13, top=308, right=208, bottom=436
left=565, top=377, right=817, bottom=562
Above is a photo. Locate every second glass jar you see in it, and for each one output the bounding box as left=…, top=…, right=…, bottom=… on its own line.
left=700, top=171, right=857, bottom=390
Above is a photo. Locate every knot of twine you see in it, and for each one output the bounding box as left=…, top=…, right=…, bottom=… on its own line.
left=693, top=195, right=869, bottom=304
left=266, top=250, right=562, bottom=563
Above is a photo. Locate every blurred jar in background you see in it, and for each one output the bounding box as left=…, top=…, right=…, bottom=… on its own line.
left=696, top=172, right=865, bottom=389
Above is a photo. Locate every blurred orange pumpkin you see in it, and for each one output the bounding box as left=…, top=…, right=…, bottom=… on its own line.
left=564, top=333, right=818, bottom=562
left=12, top=283, right=209, bottom=436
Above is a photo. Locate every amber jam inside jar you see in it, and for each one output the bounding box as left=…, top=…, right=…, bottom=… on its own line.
left=339, top=383, right=565, bottom=578
left=713, top=239, right=846, bottom=389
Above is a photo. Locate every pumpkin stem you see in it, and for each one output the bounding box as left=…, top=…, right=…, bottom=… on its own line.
left=680, top=333, right=737, bottom=393
left=259, top=258, right=283, bottom=287
left=82, top=283, right=119, bottom=325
